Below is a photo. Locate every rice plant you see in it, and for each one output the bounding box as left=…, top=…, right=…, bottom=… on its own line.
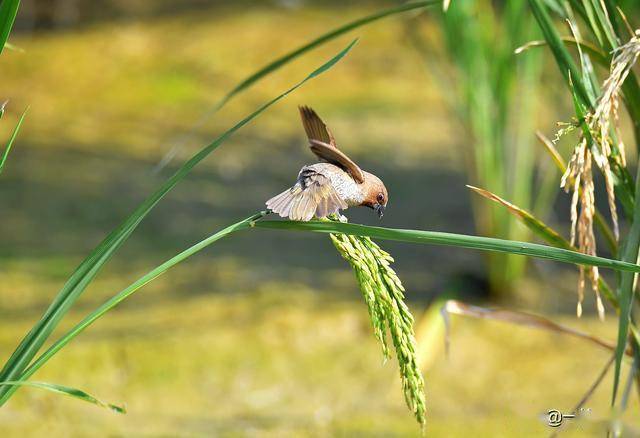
left=407, top=0, right=553, bottom=298
left=445, top=0, right=640, bottom=428
left=522, top=0, right=640, bottom=417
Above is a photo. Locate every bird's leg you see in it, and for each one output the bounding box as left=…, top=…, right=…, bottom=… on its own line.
left=325, top=213, right=348, bottom=223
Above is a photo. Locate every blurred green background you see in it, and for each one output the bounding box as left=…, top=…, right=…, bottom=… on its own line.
left=0, top=0, right=638, bottom=436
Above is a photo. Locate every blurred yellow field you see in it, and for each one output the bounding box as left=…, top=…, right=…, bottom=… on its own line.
left=1, top=288, right=635, bottom=436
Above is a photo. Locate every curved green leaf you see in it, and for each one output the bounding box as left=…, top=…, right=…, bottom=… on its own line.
left=18, top=213, right=266, bottom=385
left=0, top=0, right=19, bottom=56
left=213, top=1, right=440, bottom=112
left=0, top=40, right=358, bottom=405
left=0, top=107, right=27, bottom=175
left=515, top=37, right=608, bottom=66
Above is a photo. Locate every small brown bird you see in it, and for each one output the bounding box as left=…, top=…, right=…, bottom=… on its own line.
left=266, top=106, right=388, bottom=221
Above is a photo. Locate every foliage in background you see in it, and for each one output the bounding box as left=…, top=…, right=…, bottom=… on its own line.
left=442, top=0, right=640, bottom=426
left=408, top=0, right=640, bottom=429
left=408, top=0, right=551, bottom=297
left=526, top=0, right=640, bottom=414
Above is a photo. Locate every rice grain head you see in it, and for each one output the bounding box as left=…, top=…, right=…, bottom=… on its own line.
left=556, top=31, right=640, bottom=320
left=329, top=218, right=426, bottom=427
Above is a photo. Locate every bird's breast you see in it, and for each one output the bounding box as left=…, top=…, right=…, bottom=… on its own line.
left=302, top=163, right=364, bottom=206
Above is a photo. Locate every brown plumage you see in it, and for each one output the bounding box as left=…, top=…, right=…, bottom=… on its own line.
left=266, top=106, right=388, bottom=221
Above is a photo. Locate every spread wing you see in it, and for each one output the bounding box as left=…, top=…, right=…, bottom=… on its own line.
left=266, top=167, right=348, bottom=221
left=299, top=106, right=365, bottom=184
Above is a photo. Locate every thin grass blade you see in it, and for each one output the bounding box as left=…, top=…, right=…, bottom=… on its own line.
left=154, top=1, right=442, bottom=172
left=0, top=107, right=26, bottom=175
left=515, top=37, right=608, bottom=66
left=3, top=41, right=22, bottom=52
left=612, top=165, right=640, bottom=406
left=470, top=178, right=619, bottom=307
left=442, top=300, right=627, bottom=354
left=467, top=185, right=572, bottom=250
left=212, top=1, right=440, bottom=112
left=0, top=381, right=125, bottom=413
left=528, top=0, right=593, bottom=107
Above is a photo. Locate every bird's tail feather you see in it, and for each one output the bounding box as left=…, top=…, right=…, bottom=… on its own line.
left=266, top=184, right=346, bottom=221
left=266, top=189, right=296, bottom=218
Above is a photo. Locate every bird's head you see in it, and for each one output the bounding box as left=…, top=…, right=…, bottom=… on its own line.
left=361, top=171, right=388, bottom=218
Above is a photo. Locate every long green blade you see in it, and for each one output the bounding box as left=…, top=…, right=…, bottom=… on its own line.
left=0, top=40, right=357, bottom=404
left=515, top=37, right=608, bottom=66
left=0, top=381, right=125, bottom=413
left=612, top=166, right=640, bottom=406
left=16, top=213, right=266, bottom=389
left=467, top=185, right=573, bottom=250
left=527, top=0, right=593, bottom=107
left=154, top=1, right=441, bottom=172
left=213, top=1, right=440, bottom=112
left=0, top=107, right=26, bottom=175
left=15, top=212, right=640, bottom=399
left=254, top=220, right=640, bottom=273
left=0, top=0, right=19, bottom=56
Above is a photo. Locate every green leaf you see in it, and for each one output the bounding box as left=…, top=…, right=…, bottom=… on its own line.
left=584, top=0, right=617, bottom=50
left=0, top=0, right=20, bottom=56
left=612, top=165, right=640, bottom=406
left=527, top=0, right=593, bottom=107
left=0, top=381, right=125, bottom=413
left=0, top=40, right=358, bottom=405
left=212, top=1, right=440, bottom=112
left=515, top=37, right=609, bottom=66
left=0, top=107, right=27, bottom=175
left=467, top=185, right=572, bottom=250
left=254, top=220, right=640, bottom=273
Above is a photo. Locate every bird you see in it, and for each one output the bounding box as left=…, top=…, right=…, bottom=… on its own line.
left=266, top=106, right=388, bottom=221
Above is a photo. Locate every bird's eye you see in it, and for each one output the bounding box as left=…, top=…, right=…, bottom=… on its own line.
left=377, top=193, right=384, bottom=203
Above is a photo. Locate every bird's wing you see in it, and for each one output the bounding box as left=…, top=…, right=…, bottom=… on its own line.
left=299, top=105, right=336, bottom=146
left=266, top=167, right=348, bottom=221
left=309, top=140, right=365, bottom=184
left=299, top=106, right=365, bottom=184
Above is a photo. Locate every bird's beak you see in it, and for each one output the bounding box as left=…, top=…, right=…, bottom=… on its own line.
left=374, top=204, right=385, bottom=218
